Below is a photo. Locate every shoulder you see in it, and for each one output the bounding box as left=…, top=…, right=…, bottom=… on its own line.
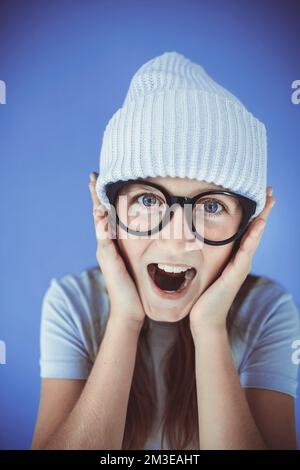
left=230, top=274, right=300, bottom=397
left=230, top=273, right=300, bottom=341
left=45, top=265, right=107, bottom=299
left=41, top=266, right=110, bottom=362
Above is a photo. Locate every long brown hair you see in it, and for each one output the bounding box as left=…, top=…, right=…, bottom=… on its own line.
left=121, top=272, right=260, bottom=450
left=91, top=237, right=262, bottom=450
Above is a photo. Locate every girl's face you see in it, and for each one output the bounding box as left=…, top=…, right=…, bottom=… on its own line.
left=116, top=176, right=235, bottom=323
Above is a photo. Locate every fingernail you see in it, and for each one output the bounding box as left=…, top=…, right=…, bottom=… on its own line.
left=89, top=172, right=96, bottom=182
left=268, top=187, right=273, bottom=196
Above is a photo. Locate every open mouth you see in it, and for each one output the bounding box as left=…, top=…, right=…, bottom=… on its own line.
left=147, top=263, right=197, bottom=294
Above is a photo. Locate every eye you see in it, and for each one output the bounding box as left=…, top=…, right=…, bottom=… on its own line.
left=196, top=198, right=226, bottom=217
left=139, top=193, right=158, bottom=207
left=133, top=192, right=164, bottom=211
left=204, top=199, right=223, bottom=214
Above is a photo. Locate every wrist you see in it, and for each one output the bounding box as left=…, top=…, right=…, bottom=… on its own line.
left=190, top=318, right=228, bottom=343
left=108, top=313, right=144, bottom=335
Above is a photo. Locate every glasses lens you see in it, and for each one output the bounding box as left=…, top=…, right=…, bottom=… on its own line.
left=115, top=182, right=168, bottom=233
left=193, top=193, right=244, bottom=242
left=115, top=183, right=245, bottom=242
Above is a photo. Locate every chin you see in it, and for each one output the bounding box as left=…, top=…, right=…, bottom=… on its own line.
left=143, top=301, right=192, bottom=323
left=146, top=312, right=188, bottom=323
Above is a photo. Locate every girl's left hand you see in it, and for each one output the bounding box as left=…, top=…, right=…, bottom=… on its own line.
left=189, top=186, right=276, bottom=336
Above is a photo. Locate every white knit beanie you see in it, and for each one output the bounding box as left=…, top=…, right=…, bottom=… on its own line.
left=95, top=51, right=267, bottom=220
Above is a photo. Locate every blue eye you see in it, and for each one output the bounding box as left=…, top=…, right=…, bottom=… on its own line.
left=195, top=198, right=226, bottom=218
left=204, top=200, right=222, bottom=214
left=132, top=192, right=167, bottom=212
left=139, top=193, right=158, bottom=207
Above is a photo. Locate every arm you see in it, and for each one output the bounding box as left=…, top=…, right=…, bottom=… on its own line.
left=33, top=173, right=146, bottom=450
left=245, top=388, right=297, bottom=450
left=189, top=187, right=287, bottom=449
left=33, top=316, right=141, bottom=450
left=31, top=379, right=86, bottom=450
left=193, top=326, right=267, bottom=450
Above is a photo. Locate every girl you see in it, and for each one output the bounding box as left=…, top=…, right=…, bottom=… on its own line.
left=32, top=52, right=300, bottom=450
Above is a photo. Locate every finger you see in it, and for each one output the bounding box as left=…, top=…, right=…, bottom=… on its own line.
left=94, top=212, right=130, bottom=298
left=242, top=186, right=276, bottom=248
left=228, top=192, right=275, bottom=274
left=87, top=173, right=107, bottom=231
left=241, top=217, right=266, bottom=254
left=89, top=172, right=100, bottom=208
left=93, top=205, right=108, bottom=230
left=220, top=188, right=276, bottom=286
left=95, top=212, right=113, bottom=248
left=246, top=194, right=275, bottom=246
left=87, top=175, right=129, bottom=289
left=93, top=203, right=107, bottom=221
left=95, top=209, right=126, bottom=276
left=88, top=173, right=116, bottom=242
left=94, top=204, right=119, bottom=264
left=258, top=186, right=276, bottom=221
left=233, top=212, right=270, bottom=276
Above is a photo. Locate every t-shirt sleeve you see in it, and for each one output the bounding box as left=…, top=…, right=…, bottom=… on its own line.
left=39, top=278, right=93, bottom=379
left=239, top=292, right=300, bottom=398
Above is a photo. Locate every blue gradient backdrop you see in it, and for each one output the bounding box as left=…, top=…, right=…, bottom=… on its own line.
left=0, top=0, right=300, bottom=449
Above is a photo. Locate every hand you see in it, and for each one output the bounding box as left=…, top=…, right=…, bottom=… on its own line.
left=189, top=186, right=276, bottom=336
left=89, top=172, right=146, bottom=332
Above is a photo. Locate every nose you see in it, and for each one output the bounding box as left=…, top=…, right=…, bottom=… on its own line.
left=158, top=203, right=204, bottom=252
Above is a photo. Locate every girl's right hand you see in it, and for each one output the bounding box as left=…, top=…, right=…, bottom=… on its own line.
left=89, top=172, right=146, bottom=332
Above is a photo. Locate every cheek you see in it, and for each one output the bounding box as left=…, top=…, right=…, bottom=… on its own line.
left=202, top=245, right=234, bottom=283
left=116, top=238, right=148, bottom=276
left=116, top=238, right=135, bottom=267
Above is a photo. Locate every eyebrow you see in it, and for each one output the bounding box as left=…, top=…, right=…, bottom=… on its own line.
left=131, top=181, right=223, bottom=196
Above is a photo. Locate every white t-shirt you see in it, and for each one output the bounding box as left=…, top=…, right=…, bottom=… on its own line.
left=39, top=267, right=300, bottom=449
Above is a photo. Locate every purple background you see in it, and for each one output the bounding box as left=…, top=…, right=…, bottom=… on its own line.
left=0, top=0, right=300, bottom=449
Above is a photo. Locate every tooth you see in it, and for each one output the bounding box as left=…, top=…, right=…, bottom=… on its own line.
left=185, top=268, right=195, bottom=281
left=157, top=263, right=190, bottom=273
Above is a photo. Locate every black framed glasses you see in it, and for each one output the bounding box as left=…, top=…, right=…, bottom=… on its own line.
left=105, top=179, right=256, bottom=246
